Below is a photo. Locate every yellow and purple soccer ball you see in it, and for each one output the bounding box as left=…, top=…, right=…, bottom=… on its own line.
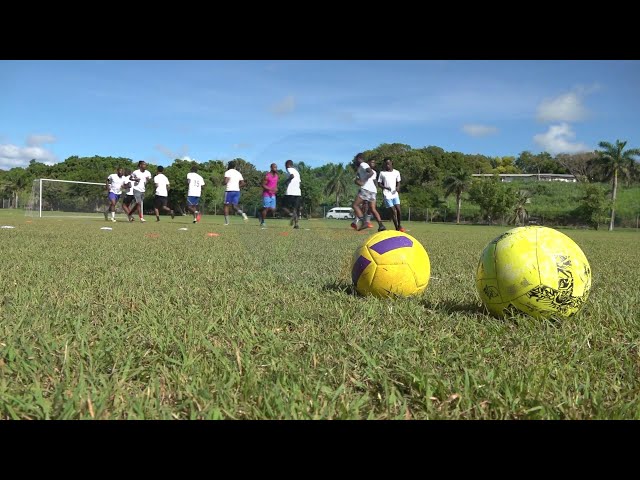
left=352, top=231, right=430, bottom=298
left=476, top=226, right=592, bottom=319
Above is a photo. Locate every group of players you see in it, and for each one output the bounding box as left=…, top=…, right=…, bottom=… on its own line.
left=104, top=160, right=250, bottom=225
left=104, top=153, right=404, bottom=231
left=351, top=153, right=404, bottom=232
left=105, top=161, right=184, bottom=223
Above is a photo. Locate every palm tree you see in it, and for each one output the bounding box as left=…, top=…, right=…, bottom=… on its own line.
left=443, top=168, right=472, bottom=224
left=596, top=140, right=640, bottom=231
left=324, top=163, right=351, bottom=206
left=511, top=190, right=530, bottom=226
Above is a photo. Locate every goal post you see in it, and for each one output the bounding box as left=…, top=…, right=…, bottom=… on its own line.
left=26, top=178, right=109, bottom=218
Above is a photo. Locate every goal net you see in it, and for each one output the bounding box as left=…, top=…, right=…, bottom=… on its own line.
left=25, top=178, right=111, bottom=218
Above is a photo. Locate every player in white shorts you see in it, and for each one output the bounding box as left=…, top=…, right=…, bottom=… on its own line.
left=377, top=158, right=405, bottom=232
left=350, top=153, right=385, bottom=232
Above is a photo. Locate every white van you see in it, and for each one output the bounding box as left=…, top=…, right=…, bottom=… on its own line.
left=326, top=207, right=355, bottom=219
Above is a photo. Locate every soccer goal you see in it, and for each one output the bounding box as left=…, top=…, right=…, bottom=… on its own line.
left=25, top=178, right=109, bottom=218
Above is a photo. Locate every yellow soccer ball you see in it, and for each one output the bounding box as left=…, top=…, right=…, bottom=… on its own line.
left=352, top=230, right=431, bottom=298
left=476, top=226, right=592, bottom=319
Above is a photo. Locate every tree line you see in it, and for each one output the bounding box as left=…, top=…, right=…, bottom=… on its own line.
left=1, top=140, right=638, bottom=230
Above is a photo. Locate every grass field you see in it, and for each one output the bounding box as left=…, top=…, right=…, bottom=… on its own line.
left=1, top=209, right=639, bottom=419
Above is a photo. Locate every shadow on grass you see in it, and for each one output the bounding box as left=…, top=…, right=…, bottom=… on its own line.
left=422, top=299, right=566, bottom=327
left=322, top=281, right=356, bottom=296
left=420, top=298, right=487, bottom=316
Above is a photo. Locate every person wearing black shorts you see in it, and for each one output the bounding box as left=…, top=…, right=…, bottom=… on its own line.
left=282, top=160, right=302, bottom=229
left=122, top=169, right=137, bottom=222
left=153, top=166, right=174, bottom=221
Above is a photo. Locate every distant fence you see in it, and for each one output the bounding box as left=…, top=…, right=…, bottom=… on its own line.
left=9, top=196, right=639, bottom=229
left=307, top=205, right=640, bottom=229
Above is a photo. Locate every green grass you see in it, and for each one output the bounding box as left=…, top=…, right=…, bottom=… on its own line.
left=0, top=209, right=639, bottom=419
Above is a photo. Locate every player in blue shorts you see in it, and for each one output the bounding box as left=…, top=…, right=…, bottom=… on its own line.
left=260, top=163, right=278, bottom=228
left=223, top=160, right=248, bottom=225
left=186, top=164, right=205, bottom=223
left=104, top=167, right=128, bottom=222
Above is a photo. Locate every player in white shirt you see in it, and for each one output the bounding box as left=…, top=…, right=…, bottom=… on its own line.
left=153, top=166, right=174, bottom=222
left=351, top=153, right=385, bottom=232
left=104, top=167, right=128, bottom=223
left=358, top=158, right=379, bottom=229
left=377, top=158, right=404, bottom=232
left=223, top=160, right=248, bottom=225
left=130, top=161, right=153, bottom=223
left=186, top=164, right=206, bottom=223
left=282, top=160, right=302, bottom=229
left=121, top=169, right=137, bottom=222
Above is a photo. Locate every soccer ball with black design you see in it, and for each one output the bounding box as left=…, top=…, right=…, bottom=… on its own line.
left=352, top=230, right=431, bottom=298
left=476, top=226, right=591, bottom=319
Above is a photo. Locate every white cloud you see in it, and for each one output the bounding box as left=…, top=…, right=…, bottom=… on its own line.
left=26, top=134, right=57, bottom=147
left=536, top=90, right=591, bottom=123
left=155, top=144, right=189, bottom=160
left=462, top=124, right=499, bottom=137
left=533, top=123, right=590, bottom=154
left=574, top=83, right=602, bottom=96
left=180, top=156, right=196, bottom=162
left=0, top=136, right=58, bottom=170
left=270, top=95, right=296, bottom=116
left=155, top=144, right=175, bottom=158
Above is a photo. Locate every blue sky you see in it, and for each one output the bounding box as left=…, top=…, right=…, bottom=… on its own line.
left=1, top=60, right=638, bottom=171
